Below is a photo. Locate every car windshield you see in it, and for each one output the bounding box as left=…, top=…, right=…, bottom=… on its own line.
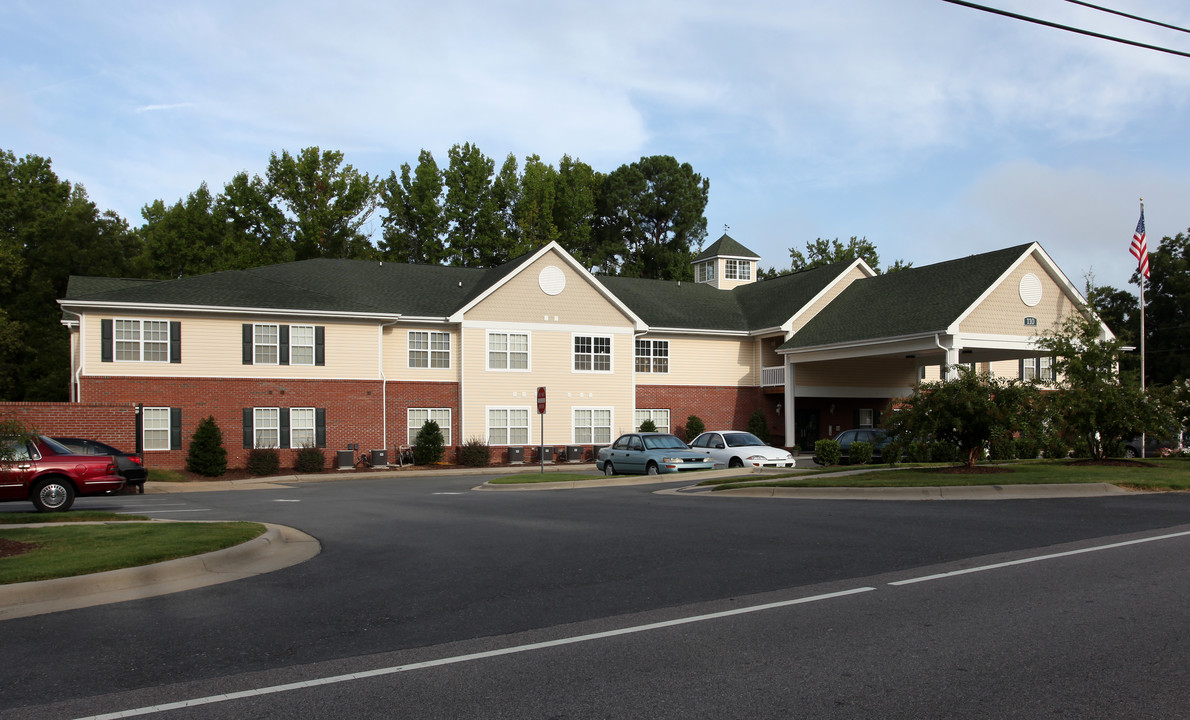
left=723, top=432, right=765, bottom=448
left=642, top=435, right=689, bottom=450
left=39, top=436, right=75, bottom=455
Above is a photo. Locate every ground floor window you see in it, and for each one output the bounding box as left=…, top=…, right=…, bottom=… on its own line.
left=634, top=409, right=670, bottom=433
left=409, top=408, right=452, bottom=445
left=573, top=408, right=612, bottom=444
left=488, top=407, right=530, bottom=445
left=242, top=407, right=325, bottom=449
left=290, top=407, right=317, bottom=448
left=142, top=407, right=172, bottom=451
left=254, top=408, right=280, bottom=448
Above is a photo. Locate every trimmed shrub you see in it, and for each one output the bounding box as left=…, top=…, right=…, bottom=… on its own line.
left=987, top=435, right=1017, bottom=461
left=905, top=441, right=931, bottom=463
left=685, top=415, right=705, bottom=442
left=186, top=415, right=227, bottom=477
left=247, top=447, right=280, bottom=476
left=458, top=436, right=491, bottom=467
left=414, top=420, right=445, bottom=465
left=639, top=419, right=658, bottom=433
left=294, top=445, right=326, bottom=474
left=882, top=439, right=903, bottom=466
left=1016, top=437, right=1041, bottom=460
left=849, top=440, right=873, bottom=465
left=814, top=438, right=841, bottom=466
left=1043, top=436, right=1070, bottom=460
left=747, top=410, right=770, bottom=444
left=929, top=441, right=960, bottom=464
left=1103, top=438, right=1126, bottom=459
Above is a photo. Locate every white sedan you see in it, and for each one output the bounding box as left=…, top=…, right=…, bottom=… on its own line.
left=689, top=431, right=796, bottom=469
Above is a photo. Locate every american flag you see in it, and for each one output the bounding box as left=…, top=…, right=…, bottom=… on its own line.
left=1130, top=206, right=1149, bottom=279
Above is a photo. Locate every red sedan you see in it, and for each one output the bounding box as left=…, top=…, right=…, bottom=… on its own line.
left=0, top=435, right=126, bottom=512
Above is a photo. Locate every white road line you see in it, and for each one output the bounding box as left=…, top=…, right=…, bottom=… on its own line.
left=890, top=529, right=1190, bottom=586
left=73, top=587, right=876, bottom=720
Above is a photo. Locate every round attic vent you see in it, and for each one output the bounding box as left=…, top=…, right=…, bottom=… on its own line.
left=539, top=265, right=566, bottom=296
left=1019, top=273, right=1043, bottom=307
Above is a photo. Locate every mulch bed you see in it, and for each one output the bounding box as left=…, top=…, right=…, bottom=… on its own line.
left=0, top=537, right=40, bottom=560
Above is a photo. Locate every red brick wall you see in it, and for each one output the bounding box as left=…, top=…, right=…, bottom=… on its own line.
left=636, top=385, right=784, bottom=445
left=0, top=402, right=138, bottom=450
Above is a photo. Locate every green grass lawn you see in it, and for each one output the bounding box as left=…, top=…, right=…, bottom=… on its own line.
left=0, top=511, right=148, bottom=524
left=0, top=521, right=267, bottom=584
left=711, top=459, right=1190, bottom=492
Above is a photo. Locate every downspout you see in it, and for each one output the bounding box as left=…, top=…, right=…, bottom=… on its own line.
left=934, top=334, right=947, bottom=379
left=379, top=319, right=401, bottom=453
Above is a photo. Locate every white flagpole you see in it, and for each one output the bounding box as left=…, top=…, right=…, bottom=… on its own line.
left=1139, top=199, right=1147, bottom=457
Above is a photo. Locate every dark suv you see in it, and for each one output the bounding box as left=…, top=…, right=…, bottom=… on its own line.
left=53, top=437, right=148, bottom=493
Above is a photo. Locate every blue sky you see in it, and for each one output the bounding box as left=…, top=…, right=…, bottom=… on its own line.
left=3, top=0, right=1188, bottom=292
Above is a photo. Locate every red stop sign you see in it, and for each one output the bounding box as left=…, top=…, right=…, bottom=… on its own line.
left=537, top=386, right=546, bottom=414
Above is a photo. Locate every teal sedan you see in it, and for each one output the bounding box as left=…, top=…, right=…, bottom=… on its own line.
left=596, top=433, right=717, bottom=476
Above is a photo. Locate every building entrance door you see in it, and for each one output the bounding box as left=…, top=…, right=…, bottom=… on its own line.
left=794, top=409, right=820, bottom=452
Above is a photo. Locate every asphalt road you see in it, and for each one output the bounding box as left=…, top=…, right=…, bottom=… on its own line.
left=2, top=474, right=1188, bottom=718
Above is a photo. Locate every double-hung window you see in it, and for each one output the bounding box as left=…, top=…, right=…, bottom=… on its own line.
left=408, top=408, right=452, bottom=445
left=573, top=408, right=612, bottom=444
left=409, top=331, right=451, bottom=369
left=254, top=325, right=280, bottom=365
left=725, top=259, right=750, bottom=280
left=254, top=408, right=280, bottom=448
left=112, top=319, right=171, bottom=362
left=488, top=408, right=530, bottom=445
left=635, top=339, right=669, bottom=373
left=1021, top=357, right=1053, bottom=381
left=289, top=326, right=315, bottom=366
left=634, top=409, right=670, bottom=434
left=142, top=407, right=173, bottom=451
left=290, top=407, right=316, bottom=447
left=573, top=335, right=611, bottom=372
left=488, top=332, right=529, bottom=370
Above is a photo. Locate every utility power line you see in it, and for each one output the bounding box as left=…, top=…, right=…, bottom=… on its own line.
left=1062, top=0, right=1190, bottom=35
left=940, top=0, right=1190, bottom=58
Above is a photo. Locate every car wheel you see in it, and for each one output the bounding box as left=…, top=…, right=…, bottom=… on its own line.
left=603, top=462, right=615, bottom=476
left=32, top=477, right=75, bottom=512
left=1125, top=447, right=1138, bottom=458
left=728, top=457, right=744, bottom=468
left=646, top=461, right=659, bottom=475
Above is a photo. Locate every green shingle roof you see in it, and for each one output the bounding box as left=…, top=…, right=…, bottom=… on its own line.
left=693, top=234, right=760, bottom=262
left=779, top=244, right=1033, bottom=351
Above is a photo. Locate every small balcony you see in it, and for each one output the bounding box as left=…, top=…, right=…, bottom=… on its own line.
left=761, top=365, right=785, bottom=388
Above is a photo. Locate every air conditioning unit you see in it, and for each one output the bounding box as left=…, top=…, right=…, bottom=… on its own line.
left=370, top=449, right=388, bottom=467
left=566, top=445, right=584, bottom=462
left=536, top=446, right=553, bottom=464
left=507, top=446, right=525, bottom=464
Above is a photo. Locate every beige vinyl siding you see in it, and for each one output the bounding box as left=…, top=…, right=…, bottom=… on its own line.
left=461, top=325, right=636, bottom=444
left=465, top=249, right=635, bottom=327
left=796, top=357, right=919, bottom=389
left=383, top=325, right=460, bottom=382
left=634, top=335, right=757, bottom=386
left=82, top=314, right=380, bottom=379
left=790, top=265, right=869, bottom=333
left=959, top=255, right=1080, bottom=336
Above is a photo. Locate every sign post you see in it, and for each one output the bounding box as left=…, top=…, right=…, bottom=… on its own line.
left=536, top=386, right=546, bottom=474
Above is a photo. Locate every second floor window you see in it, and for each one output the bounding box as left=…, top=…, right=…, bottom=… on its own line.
left=635, top=339, right=669, bottom=373
left=254, top=324, right=279, bottom=365
left=725, top=259, right=750, bottom=280
left=115, top=319, right=170, bottom=362
left=409, top=331, right=451, bottom=369
left=488, top=332, right=529, bottom=370
left=574, top=336, right=611, bottom=372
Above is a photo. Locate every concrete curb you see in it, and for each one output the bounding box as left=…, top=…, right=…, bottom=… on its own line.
left=708, top=482, right=1133, bottom=501
left=0, top=522, right=320, bottom=621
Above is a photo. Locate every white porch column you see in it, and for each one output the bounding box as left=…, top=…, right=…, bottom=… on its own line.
left=783, top=357, right=795, bottom=450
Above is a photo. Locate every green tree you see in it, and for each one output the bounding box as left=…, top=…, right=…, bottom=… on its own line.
left=413, top=419, right=446, bottom=465
left=747, top=410, right=770, bottom=444
left=217, top=171, right=294, bottom=268
left=1037, top=313, right=1176, bottom=459
left=266, top=147, right=380, bottom=260
left=594, top=155, right=709, bottom=280
left=790, top=236, right=878, bottom=272
left=0, top=150, right=141, bottom=400
left=1084, top=276, right=1140, bottom=381
left=491, top=153, right=524, bottom=262
left=516, top=154, right=560, bottom=252
left=1137, top=230, right=1190, bottom=384
left=553, top=155, right=600, bottom=269
left=443, top=142, right=500, bottom=267
left=684, top=415, right=705, bottom=442
left=884, top=366, right=1039, bottom=467
left=379, top=150, right=447, bottom=264
left=186, top=415, right=227, bottom=477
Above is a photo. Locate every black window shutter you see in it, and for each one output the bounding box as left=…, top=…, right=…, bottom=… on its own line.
left=1019, top=358, right=1025, bottom=379
left=316, top=408, right=326, bottom=448
left=279, top=325, right=290, bottom=365
left=853, top=409, right=860, bottom=429
left=170, top=408, right=182, bottom=450
left=135, top=404, right=144, bottom=455
left=279, top=408, right=290, bottom=449
left=315, top=326, right=325, bottom=366
left=243, top=408, right=254, bottom=448
left=243, top=325, right=254, bottom=365
left=170, top=321, right=181, bottom=363
left=101, top=319, right=113, bottom=362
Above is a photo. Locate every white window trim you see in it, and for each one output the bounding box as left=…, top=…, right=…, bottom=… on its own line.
left=254, top=324, right=280, bottom=366
left=142, top=406, right=171, bottom=451
left=290, top=407, right=316, bottom=448
left=572, top=407, right=614, bottom=444
left=114, top=318, right=171, bottom=363
left=635, top=339, right=669, bottom=374
left=634, top=409, right=670, bottom=434
left=408, top=408, right=452, bottom=446
left=486, top=331, right=531, bottom=372
left=572, top=333, right=613, bottom=374
left=486, top=406, right=532, bottom=446
left=254, top=407, right=280, bottom=449
left=289, top=325, right=316, bottom=366
left=408, top=331, right=452, bottom=370
left=697, top=261, right=715, bottom=283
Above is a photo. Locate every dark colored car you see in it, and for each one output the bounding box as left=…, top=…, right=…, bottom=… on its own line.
left=53, top=437, right=148, bottom=493
left=1123, top=430, right=1187, bottom=459
left=1, top=435, right=126, bottom=511
left=596, top=433, right=716, bottom=476
left=814, top=429, right=893, bottom=465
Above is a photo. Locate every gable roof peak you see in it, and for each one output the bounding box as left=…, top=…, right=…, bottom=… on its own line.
left=693, top=233, right=761, bottom=262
